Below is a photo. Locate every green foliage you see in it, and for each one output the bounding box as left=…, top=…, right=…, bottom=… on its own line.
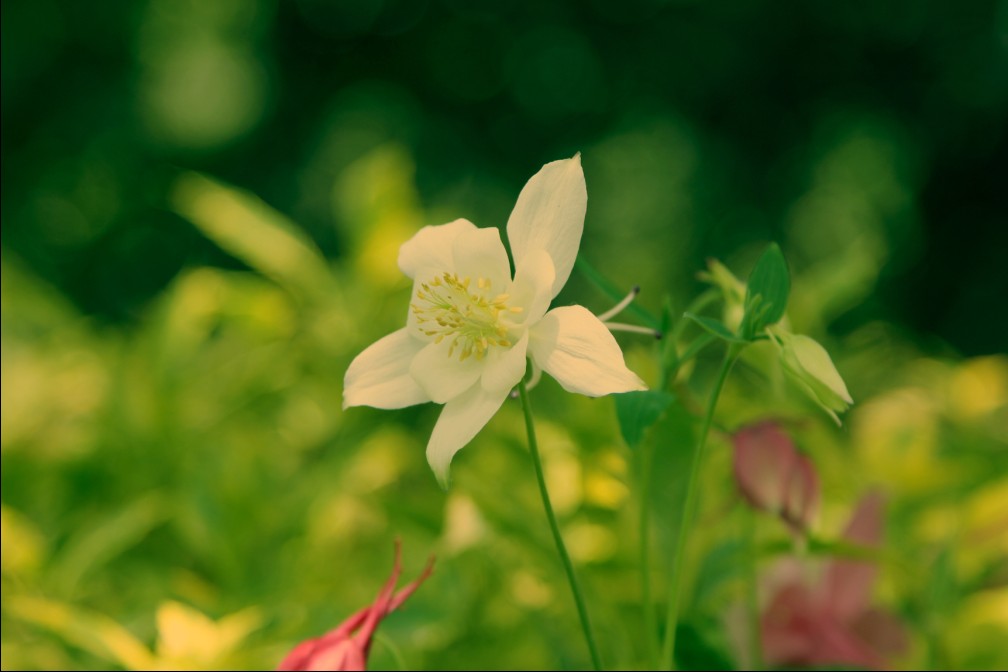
left=683, top=313, right=748, bottom=345
left=614, top=390, right=676, bottom=448
left=739, top=243, right=790, bottom=340
left=2, top=3, right=1008, bottom=668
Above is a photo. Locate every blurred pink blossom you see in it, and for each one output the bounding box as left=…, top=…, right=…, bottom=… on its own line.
left=760, top=492, right=908, bottom=669
left=732, top=421, right=819, bottom=531
left=277, top=543, right=434, bottom=671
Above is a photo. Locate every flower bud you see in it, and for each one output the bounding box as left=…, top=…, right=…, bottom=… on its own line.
left=771, top=330, right=852, bottom=424
left=277, top=543, right=433, bottom=671
left=732, top=421, right=819, bottom=531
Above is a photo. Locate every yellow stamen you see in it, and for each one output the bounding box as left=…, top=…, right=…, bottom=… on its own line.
left=410, top=272, right=518, bottom=362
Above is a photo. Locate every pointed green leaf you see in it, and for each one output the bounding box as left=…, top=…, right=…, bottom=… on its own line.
left=171, top=172, right=334, bottom=300
left=7, top=596, right=155, bottom=669
left=615, top=390, right=676, bottom=448
left=741, top=243, right=790, bottom=338
left=51, top=493, right=167, bottom=594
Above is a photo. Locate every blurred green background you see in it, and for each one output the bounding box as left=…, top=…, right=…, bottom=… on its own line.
left=2, top=0, right=1006, bottom=670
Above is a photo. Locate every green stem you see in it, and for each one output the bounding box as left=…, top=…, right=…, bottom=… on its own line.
left=671, top=289, right=719, bottom=342
left=659, top=343, right=742, bottom=670
left=658, top=290, right=719, bottom=390
left=665, top=333, right=715, bottom=386
left=517, top=380, right=603, bottom=671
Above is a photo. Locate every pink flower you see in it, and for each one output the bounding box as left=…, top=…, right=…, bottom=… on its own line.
left=732, top=421, right=819, bottom=531
left=278, top=543, right=434, bottom=671
left=760, top=492, right=908, bottom=669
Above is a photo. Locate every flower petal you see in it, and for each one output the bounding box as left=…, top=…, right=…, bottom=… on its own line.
left=823, top=491, right=885, bottom=621
left=397, top=219, right=477, bottom=279
left=481, top=331, right=529, bottom=393
left=426, top=383, right=512, bottom=488
left=343, top=328, right=429, bottom=409
left=507, top=249, right=555, bottom=328
left=409, top=340, right=484, bottom=404
left=780, top=452, right=819, bottom=532
left=506, top=155, right=586, bottom=298
left=451, top=226, right=511, bottom=292
left=851, top=608, right=909, bottom=659
left=529, top=305, right=646, bottom=396
left=732, top=422, right=798, bottom=513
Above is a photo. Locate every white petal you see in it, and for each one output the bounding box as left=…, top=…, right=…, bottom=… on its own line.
left=529, top=305, right=647, bottom=396
left=343, top=328, right=429, bottom=409
left=397, top=219, right=476, bottom=279
left=426, top=382, right=512, bottom=488
left=481, top=331, right=529, bottom=393
left=451, top=226, right=511, bottom=292
left=506, top=155, right=586, bottom=298
left=507, top=249, right=555, bottom=327
left=409, top=340, right=484, bottom=404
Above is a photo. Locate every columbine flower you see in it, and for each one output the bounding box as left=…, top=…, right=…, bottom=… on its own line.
left=758, top=492, right=908, bottom=669
left=277, top=543, right=434, bottom=672
left=769, top=328, right=853, bottom=424
left=343, top=155, right=646, bottom=486
left=732, top=421, right=819, bottom=532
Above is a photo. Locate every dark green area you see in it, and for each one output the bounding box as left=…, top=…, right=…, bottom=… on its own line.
left=3, top=0, right=1006, bottom=354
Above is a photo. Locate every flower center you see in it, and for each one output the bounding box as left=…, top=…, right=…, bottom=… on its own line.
left=411, top=272, right=523, bottom=361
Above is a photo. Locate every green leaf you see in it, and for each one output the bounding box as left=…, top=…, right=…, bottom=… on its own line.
left=683, top=312, right=749, bottom=344
left=741, top=243, right=790, bottom=338
left=644, top=403, right=696, bottom=558
left=7, top=596, right=155, bottom=669
left=171, top=172, right=335, bottom=301
left=51, top=493, right=168, bottom=594
left=615, top=390, right=676, bottom=448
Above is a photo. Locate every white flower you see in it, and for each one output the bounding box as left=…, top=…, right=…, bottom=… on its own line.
left=343, top=155, right=647, bottom=486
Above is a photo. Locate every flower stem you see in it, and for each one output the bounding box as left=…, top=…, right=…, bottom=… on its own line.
left=659, top=343, right=741, bottom=670
left=658, top=289, right=719, bottom=390
left=517, top=380, right=603, bottom=671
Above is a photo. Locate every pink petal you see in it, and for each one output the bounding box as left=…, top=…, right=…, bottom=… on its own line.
left=761, top=583, right=821, bottom=665
left=823, top=491, right=885, bottom=621
left=277, top=542, right=435, bottom=671
left=349, top=542, right=407, bottom=655
left=852, top=607, right=910, bottom=659
left=761, top=582, right=887, bottom=670
left=277, top=639, right=324, bottom=671
left=807, top=611, right=887, bottom=670
left=780, top=452, right=820, bottom=532
left=733, top=422, right=797, bottom=513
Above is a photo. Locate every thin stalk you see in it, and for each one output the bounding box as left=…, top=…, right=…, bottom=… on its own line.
left=517, top=380, right=603, bottom=671
left=659, top=343, right=742, bottom=670
left=666, top=333, right=715, bottom=384
left=658, top=289, right=719, bottom=390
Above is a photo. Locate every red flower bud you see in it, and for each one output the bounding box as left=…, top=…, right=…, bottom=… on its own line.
left=732, top=421, right=820, bottom=531
left=277, top=542, right=434, bottom=671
